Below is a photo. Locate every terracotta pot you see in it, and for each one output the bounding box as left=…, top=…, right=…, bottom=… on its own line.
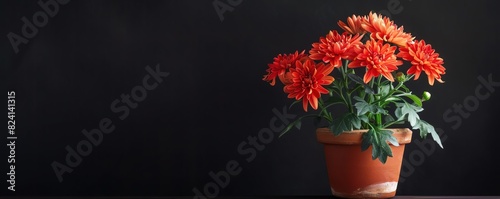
left=316, top=128, right=412, bottom=198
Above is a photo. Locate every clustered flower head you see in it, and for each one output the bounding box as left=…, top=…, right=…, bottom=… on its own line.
left=397, top=40, right=446, bottom=85
left=284, top=60, right=334, bottom=112
left=263, top=12, right=446, bottom=112
left=263, top=50, right=307, bottom=86
left=309, top=30, right=363, bottom=67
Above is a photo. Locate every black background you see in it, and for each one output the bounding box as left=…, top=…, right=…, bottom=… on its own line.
left=2, top=0, right=500, bottom=197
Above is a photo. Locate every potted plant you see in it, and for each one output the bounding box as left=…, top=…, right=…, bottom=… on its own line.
left=263, top=12, right=446, bottom=198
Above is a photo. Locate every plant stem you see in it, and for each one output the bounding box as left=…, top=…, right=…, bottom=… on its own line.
left=345, top=78, right=354, bottom=114
left=383, top=120, right=404, bottom=128
left=319, top=98, right=333, bottom=122
left=376, top=76, right=383, bottom=127
left=375, top=95, right=383, bottom=127
left=368, top=78, right=375, bottom=103
left=376, top=112, right=382, bottom=127
left=374, top=80, right=404, bottom=105
left=342, top=60, right=354, bottom=114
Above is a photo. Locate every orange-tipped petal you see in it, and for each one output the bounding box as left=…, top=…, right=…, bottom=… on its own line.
left=397, top=40, right=446, bottom=85
left=338, top=14, right=367, bottom=35
left=309, top=30, right=363, bottom=67
left=263, top=51, right=307, bottom=86
left=362, top=12, right=413, bottom=47
left=349, top=39, right=402, bottom=83
left=284, top=60, right=335, bottom=112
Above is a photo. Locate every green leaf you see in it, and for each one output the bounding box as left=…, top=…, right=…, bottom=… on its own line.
left=279, top=114, right=317, bottom=137
left=360, top=128, right=394, bottom=163
left=361, top=130, right=373, bottom=151
left=381, top=129, right=399, bottom=147
left=330, top=113, right=358, bottom=136
left=395, top=106, right=403, bottom=119
left=354, top=101, right=371, bottom=116
left=384, top=114, right=395, bottom=123
left=396, top=93, right=423, bottom=107
left=414, top=120, right=428, bottom=138
left=294, top=120, right=302, bottom=130
left=353, top=96, right=364, bottom=102
left=378, top=142, right=391, bottom=163
left=384, top=114, right=404, bottom=126
left=397, top=103, right=422, bottom=127
left=374, top=106, right=388, bottom=115
left=378, top=152, right=388, bottom=163
left=376, top=129, right=395, bottom=163
left=348, top=74, right=374, bottom=94
left=348, top=74, right=365, bottom=85
left=372, top=141, right=380, bottom=160
left=353, top=96, right=369, bottom=115
left=384, top=96, right=401, bottom=103
left=280, top=119, right=301, bottom=137
left=415, top=120, right=444, bottom=149
left=365, top=86, right=375, bottom=95
left=331, top=80, right=343, bottom=89
left=379, top=83, right=391, bottom=96
left=429, top=129, right=444, bottom=149
left=351, top=114, right=361, bottom=129
left=400, top=84, right=410, bottom=93
left=355, top=100, right=388, bottom=116
left=358, top=115, right=369, bottom=123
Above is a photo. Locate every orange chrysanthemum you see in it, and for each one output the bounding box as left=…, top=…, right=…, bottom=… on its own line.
left=309, top=30, right=363, bottom=67
left=263, top=50, right=307, bottom=86
left=338, top=14, right=367, bottom=35
left=361, top=12, right=413, bottom=47
left=284, top=59, right=335, bottom=112
left=348, top=39, right=403, bottom=83
left=397, top=40, right=446, bottom=85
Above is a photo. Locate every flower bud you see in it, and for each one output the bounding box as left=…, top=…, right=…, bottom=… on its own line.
left=422, top=91, right=431, bottom=101
left=396, top=72, right=405, bottom=82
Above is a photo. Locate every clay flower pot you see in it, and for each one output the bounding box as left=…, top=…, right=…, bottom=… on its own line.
left=316, top=128, right=412, bottom=198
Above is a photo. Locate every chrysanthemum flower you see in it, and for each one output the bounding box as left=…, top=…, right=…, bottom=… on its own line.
left=338, top=14, right=367, bottom=35
left=397, top=40, right=446, bottom=85
left=348, top=39, right=403, bottom=83
left=361, top=12, right=413, bottom=47
left=284, top=59, right=335, bottom=112
left=263, top=50, right=307, bottom=86
left=309, top=30, right=363, bottom=68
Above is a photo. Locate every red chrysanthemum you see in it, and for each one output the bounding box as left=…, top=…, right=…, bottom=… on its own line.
left=338, top=14, right=367, bottom=35
left=361, top=12, right=414, bottom=47
left=309, top=30, right=363, bottom=68
left=263, top=50, right=307, bottom=86
left=397, top=40, right=446, bottom=85
left=348, top=39, right=403, bottom=83
left=284, top=59, right=335, bottom=112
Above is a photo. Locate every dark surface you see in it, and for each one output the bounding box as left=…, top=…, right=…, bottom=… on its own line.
left=1, top=197, right=500, bottom=199
left=2, top=0, right=500, bottom=197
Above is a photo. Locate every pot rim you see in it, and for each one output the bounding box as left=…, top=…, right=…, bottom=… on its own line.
left=316, top=128, right=412, bottom=145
